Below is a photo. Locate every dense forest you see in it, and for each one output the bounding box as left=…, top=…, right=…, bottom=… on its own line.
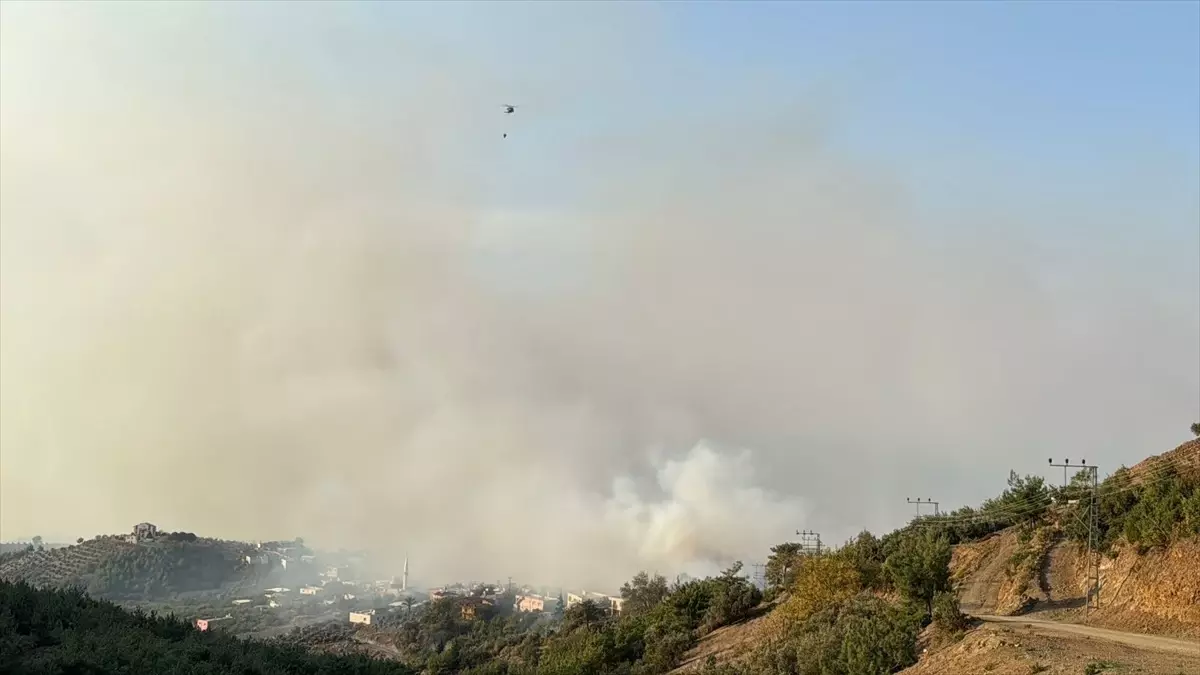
left=0, top=580, right=415, bottom=675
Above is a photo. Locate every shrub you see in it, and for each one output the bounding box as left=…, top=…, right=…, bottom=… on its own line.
left=931, top=591, right=968, bottom=633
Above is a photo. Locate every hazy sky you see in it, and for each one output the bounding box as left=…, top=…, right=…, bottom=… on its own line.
left=1, top=1, right=1197, bottom=589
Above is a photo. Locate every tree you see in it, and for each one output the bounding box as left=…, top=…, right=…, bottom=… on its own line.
left=837, top=530, right=886, bottom=590
left=700, top=562, right=762, bottom=632
left=76, top=538, right=84, bottom=545
left=884, top=531, right=952, bottom=616
left=1192, top=422, right=1200, bottom=437
left=31, top=536, right=43, bottom=549
left=564, top=599, right=605, bottom=631
left=765, top=542, right=804, bottom=589
left=620, top=571, right=670, bottom=616
left=773, top=555, right=861, bottom=628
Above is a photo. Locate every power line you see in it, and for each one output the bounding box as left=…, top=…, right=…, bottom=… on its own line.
left=903, top=453, right=1196, bottom=530
left=750, top=562, right=766, bottom=591
left=1050, top=458, right=1100, bottom=618
left=795, top=530, right=823, bottom=556
left=906, top=497, right=940, bottom=517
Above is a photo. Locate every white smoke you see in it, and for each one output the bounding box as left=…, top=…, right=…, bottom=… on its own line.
left=1, top=2, right=1196, bottom=590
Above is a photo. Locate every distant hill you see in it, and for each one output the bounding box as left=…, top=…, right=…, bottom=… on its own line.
left=0, top=533, right=284, bottom=601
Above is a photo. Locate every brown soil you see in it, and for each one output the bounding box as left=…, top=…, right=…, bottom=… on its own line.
left=670, top=604, right=776, bottom=673
left=955, top=532, right=1017, bottom=615
left=1127, top=438, right=1200, bottom=484
left=901, top=621, right=1200, bottom=675
left=954, top=527, right=1050, bottom=616
left=1022, top=537, right=1200, bottom=639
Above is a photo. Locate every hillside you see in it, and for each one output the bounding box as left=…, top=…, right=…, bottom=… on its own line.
left=950, top=437, right=1200, bottom=637
left=953, top=528, right=1200, bottom=638
left=0, top=533, right=273, bottom=601
left=0, top=580, right=415, bottom=675
left=668, top=434, right=1200, bottom=674
left=1128, top=438, right=1200, bottom=484
left=0, top=537, right=136, bottom=589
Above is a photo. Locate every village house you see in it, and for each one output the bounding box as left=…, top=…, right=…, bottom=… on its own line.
left=348, top=610, right=375, bottom=626
left=194, top=615, right=232, bottom=631
left=516, top=595, right=559, bottom=613
left=459, top=597, right=493, bottom=620
left=566, top=591, right=623, bottom=616
left=300, top=586, right=322, bottom=596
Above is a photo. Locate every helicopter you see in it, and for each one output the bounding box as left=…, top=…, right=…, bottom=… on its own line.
left=501, top=105, right=519, bottom=138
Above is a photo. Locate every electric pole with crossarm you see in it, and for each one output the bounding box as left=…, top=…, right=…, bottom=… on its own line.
left=906, top=497, right=940, bottom=517
left=1049, top=458, right=1100, bottom=618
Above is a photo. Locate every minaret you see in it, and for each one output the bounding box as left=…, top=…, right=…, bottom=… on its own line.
left=402, top=554, right=409, bottom=592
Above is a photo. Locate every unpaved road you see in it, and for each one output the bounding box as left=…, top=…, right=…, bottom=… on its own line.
left=976, top=614, right=1200, bottom=656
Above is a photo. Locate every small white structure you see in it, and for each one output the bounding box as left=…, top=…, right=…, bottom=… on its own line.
left=232, top=599, right=252, bottom=605
left=349, top=609, right=375, bottom=626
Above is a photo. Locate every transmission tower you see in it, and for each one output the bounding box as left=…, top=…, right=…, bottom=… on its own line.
left=795, top=530, right=823, bottom=556
left=750, top=562, right=766, bottom=590
left=906, top=497, right=940, bottom=517
left=1049, top=458, right=1100, bottom=617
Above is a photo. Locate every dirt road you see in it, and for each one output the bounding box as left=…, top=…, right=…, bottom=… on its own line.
left=975, top=614, right=1200, bottom=656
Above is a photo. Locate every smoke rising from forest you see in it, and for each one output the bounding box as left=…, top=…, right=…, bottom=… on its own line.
left=1, top=3, right=1196, bottom=588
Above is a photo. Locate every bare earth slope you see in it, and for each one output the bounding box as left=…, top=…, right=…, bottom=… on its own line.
left=976, top=615, right=1200, bottom=656
left=901, top=621, right=1200, bottom=675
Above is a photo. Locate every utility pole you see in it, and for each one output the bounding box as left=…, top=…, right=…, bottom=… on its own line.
left=751, top=562, right=766, bottom=590
left=795, top=530, right=823, bottom=556
left=906, top=497, right=940, bottom=517
left=1049, top=458, right=1101, bottom=618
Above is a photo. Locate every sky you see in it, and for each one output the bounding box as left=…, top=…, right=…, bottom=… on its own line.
left=0, top=1, right=1197, bottom=589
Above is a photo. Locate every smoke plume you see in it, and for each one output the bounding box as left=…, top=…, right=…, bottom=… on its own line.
left=1, top=3, right=1196, bottom=589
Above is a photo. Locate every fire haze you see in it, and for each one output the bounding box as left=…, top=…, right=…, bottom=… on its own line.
left=1, top=3, right=1196, bottom=589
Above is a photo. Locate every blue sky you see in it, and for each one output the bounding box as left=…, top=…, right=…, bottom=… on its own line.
left=360, top=1, right=1199, bottom=240
left=385, top=0, right=1199, bottom=302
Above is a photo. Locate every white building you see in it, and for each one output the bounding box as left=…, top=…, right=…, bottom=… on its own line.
left=349, top=610, right=376, bottom=626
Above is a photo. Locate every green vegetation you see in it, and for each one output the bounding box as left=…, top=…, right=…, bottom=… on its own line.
left=78, top=538, right=257, bottom=599
left=882, top=531, right=951, bottom=615
left=1058, top=463, right=1200, bottom=554
left=287, top=564, right=762, bottom=675
left=0, top=580, right=415, bottom=675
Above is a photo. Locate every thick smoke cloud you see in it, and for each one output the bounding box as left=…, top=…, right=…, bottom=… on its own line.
left=1, top=3, right=1196, bottom=589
